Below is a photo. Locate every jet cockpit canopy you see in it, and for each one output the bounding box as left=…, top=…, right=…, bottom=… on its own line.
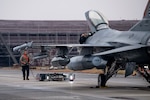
left=85, top=10, right=109, bottom=33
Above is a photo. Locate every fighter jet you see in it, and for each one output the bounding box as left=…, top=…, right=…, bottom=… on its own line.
left=13, top=1, right=149, bottom=87
left=46, top=0, right=150, bottom=87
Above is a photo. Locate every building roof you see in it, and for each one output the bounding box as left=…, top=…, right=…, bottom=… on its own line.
left=0, top=20, right=138, bottom=34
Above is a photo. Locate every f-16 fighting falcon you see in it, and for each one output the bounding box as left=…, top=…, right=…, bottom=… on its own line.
left=13, top=0, right=150, bottom=87
left=49, top=0, right=150, bottom=87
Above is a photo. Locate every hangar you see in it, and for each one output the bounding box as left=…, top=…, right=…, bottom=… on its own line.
left=0, top=20, right=138, bottom=67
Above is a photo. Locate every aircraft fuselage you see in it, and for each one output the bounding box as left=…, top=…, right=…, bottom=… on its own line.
left=86, top=28, right=150, bottom=64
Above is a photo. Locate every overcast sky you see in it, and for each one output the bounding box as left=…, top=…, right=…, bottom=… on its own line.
left=0, top=0, right=148, bottom=20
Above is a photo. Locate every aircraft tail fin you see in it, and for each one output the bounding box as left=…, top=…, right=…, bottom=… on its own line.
left=143, top=0, right=150, bottom=19
left=129, top=0, right=150, bottom=31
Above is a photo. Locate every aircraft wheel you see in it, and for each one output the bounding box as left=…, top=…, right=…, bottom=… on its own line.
left=97, top=74, right=106, bottom=88
left=97, top=74, right=101, bottom=87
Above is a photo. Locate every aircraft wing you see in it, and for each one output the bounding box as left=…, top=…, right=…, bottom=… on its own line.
left=40, top=43, right=114, bottom=48
left=34, top=43, right=147, bottom=56
left=93, top=44, right=147, bottom=56
left=34, top=43, right=115, bottom=56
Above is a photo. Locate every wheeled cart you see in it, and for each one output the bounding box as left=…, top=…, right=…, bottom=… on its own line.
left=36, top=73, right=75, bottom=81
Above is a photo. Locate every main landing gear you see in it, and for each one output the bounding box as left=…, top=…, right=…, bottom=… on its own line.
left=137, top=65, right=150, bottom=84
left=97, top=61, right=122, bottom=88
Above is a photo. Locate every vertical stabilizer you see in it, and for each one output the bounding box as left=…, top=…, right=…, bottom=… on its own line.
left=143, top=0, right=150, bottom=19
left=129, top=0, right=150, bottom=31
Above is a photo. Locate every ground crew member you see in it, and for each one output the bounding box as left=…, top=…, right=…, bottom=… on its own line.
left=20, top=50, right=30, bottom=80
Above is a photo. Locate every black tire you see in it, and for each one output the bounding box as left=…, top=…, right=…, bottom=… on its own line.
left=39, top=74, right=45, bottom=81
left=98, top=74, right=101, bottom=87
left=98, top=74, right=106, bottom=87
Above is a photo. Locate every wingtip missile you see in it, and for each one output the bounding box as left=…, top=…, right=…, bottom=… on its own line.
left=13, top=41, right=33, bottom=52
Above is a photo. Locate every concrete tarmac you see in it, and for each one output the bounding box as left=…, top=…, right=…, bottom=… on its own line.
left=0, top=69, right=150, bottom=100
